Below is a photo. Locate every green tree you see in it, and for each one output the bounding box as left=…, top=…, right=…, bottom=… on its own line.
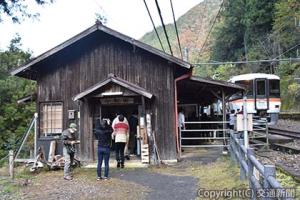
left=0, top=35, right=35, bottom=161
left=273, top=0, right=300, bottom=56
left=211, top=0, right=277, bottom=73
left=0, top=0, right=53, bottom=23
left=211, top=0, right=247, bottom=62
left=272, top=0, right=300, bottom=111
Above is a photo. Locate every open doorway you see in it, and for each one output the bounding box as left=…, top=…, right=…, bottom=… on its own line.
left=94, top=104, right=139, bottom=158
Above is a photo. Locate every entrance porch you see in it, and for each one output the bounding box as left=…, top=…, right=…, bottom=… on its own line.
left=73, top=74, right=153, bottom=162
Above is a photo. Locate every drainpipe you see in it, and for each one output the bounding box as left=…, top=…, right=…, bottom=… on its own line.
left=174, top=71, right=192, bottom=158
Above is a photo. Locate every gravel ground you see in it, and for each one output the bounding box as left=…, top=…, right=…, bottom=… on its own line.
left=0, top=147, right=226, bottom=200
left=4, top=170, right=149, bottom=200
left=275, top=119, right=300, bottom=132
left=0, top=161, right=199, bottom=200
left=256, top=119, right=300, bottom=178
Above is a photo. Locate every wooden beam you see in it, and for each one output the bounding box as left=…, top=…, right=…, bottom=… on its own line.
left=73, top=75, right=153, bottom=101
left=210, top=89, right=222, bottom=100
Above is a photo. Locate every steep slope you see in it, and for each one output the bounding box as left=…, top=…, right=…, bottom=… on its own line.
left=140, top=0, right=222, bottom=62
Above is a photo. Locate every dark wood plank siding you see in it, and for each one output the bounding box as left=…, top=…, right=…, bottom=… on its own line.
left=36, top=31, right=182, bottom=161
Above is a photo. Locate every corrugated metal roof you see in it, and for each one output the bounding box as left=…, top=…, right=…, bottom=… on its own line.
left=190, top=76, right=245, bottom=90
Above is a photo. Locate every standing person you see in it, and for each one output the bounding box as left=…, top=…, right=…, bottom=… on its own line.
left=112, top=113, right=130, bottom=159
left=178, top=109, right=185, bottom=152
left=94, top=119, right=113, bottom=180
left=178, top=109, right=185, bottom=129
left=112, top=114, right=129, bottom=168
left=229, top=110, right=235, bottom=130
left=62, top=123, right=79, bottom=181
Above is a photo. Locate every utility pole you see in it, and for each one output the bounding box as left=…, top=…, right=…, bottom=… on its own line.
left=244, top=32, right=248, bottom=62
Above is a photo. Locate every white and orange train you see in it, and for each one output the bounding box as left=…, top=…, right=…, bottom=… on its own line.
left=228, top=73, right=281, bottom=125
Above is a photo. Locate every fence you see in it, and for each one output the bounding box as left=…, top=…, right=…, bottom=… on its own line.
left=250, top=117, right=269, bottom=148
left=4, top=113, right=38, bottom=179
left=229, top=132, right=294, bottom=200
left=180, top=121, right=229, bottom=148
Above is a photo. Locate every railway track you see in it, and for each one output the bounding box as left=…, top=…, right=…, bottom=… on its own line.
left=260, top=126, right=300, bottom=182
left=279, top=112, right=300, bottom=120
left=268, top=127, right=300, bottom=140
left=267, top=127, right=300, bottom=154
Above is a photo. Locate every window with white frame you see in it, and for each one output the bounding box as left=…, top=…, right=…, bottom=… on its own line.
left=40, top=102, right=63, bottom=136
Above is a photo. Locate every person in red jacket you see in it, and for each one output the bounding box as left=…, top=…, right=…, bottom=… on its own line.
left=112, top=114, right=129, bottom=168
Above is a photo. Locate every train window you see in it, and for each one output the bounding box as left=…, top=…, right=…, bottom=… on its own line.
left=229, top=91, right=243, bottom=101
left=256, top=80, right=266, bottom=96
left=236, top=80, right=253, bottom=97
left=269, top=80, right=280, bottom=98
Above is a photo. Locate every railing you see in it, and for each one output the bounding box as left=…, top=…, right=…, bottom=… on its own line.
left=250, top=117, right=269, bottom=148
left=229, top=132, right=294, bottom=200
left=180, top=121, right=229, bottom=148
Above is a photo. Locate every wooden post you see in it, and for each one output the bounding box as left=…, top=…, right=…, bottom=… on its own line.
left=222, top=89, right=227, bottom=148
left=229, top=133, right=233, bottom=160
left=34, top=113, right=38, bottom=158
left=238, top=139, right=246, bottom=180
left=9, top=150, right=14, bottom=180
left=48, top=140, right=56, bottom=162
left=263, top=165, right=276, bottom=200
left=231, top=134, right=238, bottom=164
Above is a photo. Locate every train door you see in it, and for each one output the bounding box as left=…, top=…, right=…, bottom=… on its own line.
left=254, top=78, right=269, bottom=111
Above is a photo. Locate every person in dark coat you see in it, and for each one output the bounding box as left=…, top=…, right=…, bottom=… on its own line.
left=94, top=119, right=113, bottom=180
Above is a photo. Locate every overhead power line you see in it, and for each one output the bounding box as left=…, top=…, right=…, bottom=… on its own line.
left=170, top=0, right=183, bottom=59
left=143, top=0, right=165, bottom=52
left=273, top=42, right=300, bottom=59
left=193, top=57, right=300, bottom=66
left=155, top=0, right=173, bottom=56
left=199, top=0, right=224, bottom=56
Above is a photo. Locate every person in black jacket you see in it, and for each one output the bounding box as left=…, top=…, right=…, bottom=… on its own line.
left=94, top=119, right=113, bottom=180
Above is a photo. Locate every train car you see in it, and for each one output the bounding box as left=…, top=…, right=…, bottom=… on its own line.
left=228, top=73, right=281, bottom=125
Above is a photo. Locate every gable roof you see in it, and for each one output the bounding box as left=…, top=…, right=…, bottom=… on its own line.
left=73, top=74, right=153, bottom=101
left=11, top=22, right=191, bottom=79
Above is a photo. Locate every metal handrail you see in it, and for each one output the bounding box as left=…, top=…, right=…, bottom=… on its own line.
left=229, top=133, right=293, bottom=199
left=180, top=120, right=230, bottom=148
left=184, top=121, right=229, bottom=124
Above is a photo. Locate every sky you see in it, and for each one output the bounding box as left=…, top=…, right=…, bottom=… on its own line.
left=0, top=0, right=201, bottom=56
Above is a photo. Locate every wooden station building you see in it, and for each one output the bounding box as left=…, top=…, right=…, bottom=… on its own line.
left=11, top=22, right=244, bottom=163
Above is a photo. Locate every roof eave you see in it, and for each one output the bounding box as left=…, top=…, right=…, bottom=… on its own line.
left=190, top=76, right=245, bottom=91
left=73, top=75, right=153, bottom=101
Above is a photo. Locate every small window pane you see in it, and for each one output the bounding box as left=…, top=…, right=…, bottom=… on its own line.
left=256, top=80, right=266, bottom=96
left=269, top=80, right=280, bottom=98
left=40, top=102, right=63, bottom=136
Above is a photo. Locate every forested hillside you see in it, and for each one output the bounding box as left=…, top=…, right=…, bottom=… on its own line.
left=141, top=0, right=222, bottom=62
left=141, top=0, right=300, bottom=111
